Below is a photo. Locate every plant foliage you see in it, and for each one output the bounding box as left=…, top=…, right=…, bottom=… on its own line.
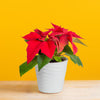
left=19, top=23, right=86, bottom=76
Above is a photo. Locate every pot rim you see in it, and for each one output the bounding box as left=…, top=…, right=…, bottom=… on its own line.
left=49, top=57, right=68, bottom=64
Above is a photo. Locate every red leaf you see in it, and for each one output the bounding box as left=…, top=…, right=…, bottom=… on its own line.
left=67, top=32, right=77, bottom=54
left=23, top=32, right=41, bottom=40
left=50, top=23, right=68, bottom=36
left=49, top=36, right=59, bottom=52
left=51, top=23, right=59, bottom=28
left=50, top=32, right=64, bottom=36
left=34, top=29, right=50, bottom=37
left=41, top=40, right=56, bottom=59
left=34, top=29, right=42, bottom=35
left=27, top=40, right=42, bottom=63
left=43, top=30, right=51, bottom=36
left=51, top=23, right=63, bottom=32
left=67, top=32, right=73, bottom=42
left=69, top=31, right=83, bottom=39
left=63, top=29, right=68, bottom=33
left=72, top=43, right=77, bottom=54
left=58, top=35, right=68, bottom=53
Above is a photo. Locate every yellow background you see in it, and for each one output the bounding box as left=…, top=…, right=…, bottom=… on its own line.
left=0, top=0, right=100, bottom=80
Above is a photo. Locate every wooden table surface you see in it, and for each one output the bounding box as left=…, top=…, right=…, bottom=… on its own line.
left=0, top=81, right=100, bottom=100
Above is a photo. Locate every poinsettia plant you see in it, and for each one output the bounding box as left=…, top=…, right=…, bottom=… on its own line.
left=20, top=24, right=86, bottom=76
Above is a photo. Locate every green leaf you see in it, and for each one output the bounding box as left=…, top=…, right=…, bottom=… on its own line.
left=37, top=54, right=51, bottom=71
left=63, top=45, right=73, bottom=55
left=63, top=45, right=83, bottom=66
left=65, top=53, right=83, bottom=67
left=19, top=57, right=37, bottom=76
left=54, top=48, right=57, bottom=55
left=70, top=55, right=83, bottom=66
left=73, top=38, right=87, bottom=46
left=54, top=56, right=62, bottom=62
left=24, top=39, right=29, bottom=42
left=76, top=56, right=83, bottom=66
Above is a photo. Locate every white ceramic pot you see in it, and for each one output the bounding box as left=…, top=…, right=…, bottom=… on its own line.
left=35, top=58, right=68, bottom=93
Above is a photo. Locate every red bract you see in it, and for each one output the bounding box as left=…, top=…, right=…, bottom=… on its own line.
left=49, top=24, right=83, bottom=54
left=23, top=29, right=56, bottom=64
left=34, top=29, right=50, bottom=37
left=23, top=24, right=83, bottom=64
left=20, top=24, right=84, bottom=77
